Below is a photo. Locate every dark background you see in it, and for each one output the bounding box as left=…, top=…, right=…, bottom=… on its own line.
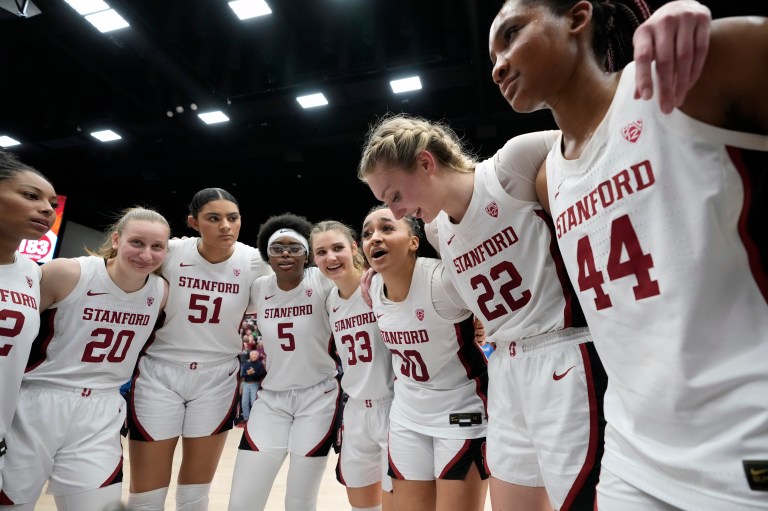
left=0, top=0, right=764, bottom=245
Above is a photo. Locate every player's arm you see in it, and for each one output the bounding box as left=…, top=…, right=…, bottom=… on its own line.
left=159, top=278, right=170, bottom=310
left=495, top=130, right=558, bottom=204
left=633, top=0, right=712, bottom=114
left=39, top=258, right=81, bottom=311
left=679, top=16, right=768, bottom=134
left=535, top=160, right=550, bottom=215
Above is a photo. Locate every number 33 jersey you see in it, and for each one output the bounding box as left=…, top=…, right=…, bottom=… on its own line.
left=25, top=256, right=165, bottom=390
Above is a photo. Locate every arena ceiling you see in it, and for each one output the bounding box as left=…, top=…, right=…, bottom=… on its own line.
left=0, top=0, right=762, bottom=242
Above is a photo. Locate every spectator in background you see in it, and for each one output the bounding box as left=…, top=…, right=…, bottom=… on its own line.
left=239, top=350, right=266, bottom=425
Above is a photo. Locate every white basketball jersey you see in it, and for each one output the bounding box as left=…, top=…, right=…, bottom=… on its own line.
left=370, top=258, right=487, bottom=439
left=146, top=238, right=270, bottom=364
left=433, top=138, right=585, bottom=347
left=547, top=62, right=768, bottom=508
left=25, top=256, right=164, bottom=390
left=0, top=253, right=41, bottom=445
left=327, top=286, right=394, bottom=401
left=251, top=267, right=337, bottom=391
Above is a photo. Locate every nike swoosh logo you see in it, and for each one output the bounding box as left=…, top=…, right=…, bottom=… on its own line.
left=751, top=468, right=768, bottom=476
left=87, top=290, right=108, bottom=296
left=265, top=295, right=275, bottom=300
left=553, top=366, right=576, bottom=381
left=332, top=306, right=340, bottom=312
left=323, top=388, right=335, bottom=395
left=180, top=262, right=195, bottom=267
left=228, top=368, right=238, bottom=377
left=447, top=234, right=456, bottom=245
left=376, top=313, right=384, bottom=318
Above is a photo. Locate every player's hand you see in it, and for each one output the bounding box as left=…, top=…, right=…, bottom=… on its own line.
left=633, top=0, right=711, bottom=114
left=360, top=268, right=376, bottom=309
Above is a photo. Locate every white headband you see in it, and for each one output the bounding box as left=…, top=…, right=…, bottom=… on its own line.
left=267, top=228, right=309, bottom=253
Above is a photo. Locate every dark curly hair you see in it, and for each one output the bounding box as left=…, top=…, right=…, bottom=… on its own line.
left=256, top=212, right=314, bottom=263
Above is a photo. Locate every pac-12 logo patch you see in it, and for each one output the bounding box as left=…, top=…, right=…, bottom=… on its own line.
left=485, top=202, right=499, bottom=218
left=621, top=119, right=643, bottom=143
left=415, top=309, right=425, bottom=321
left=306, top=289, right=313, bottom=298
left=147, top=297, right=154, bottom=306
left=26, top=276, right=33, bottom=288
left=233, top=268, right=241, bottom=276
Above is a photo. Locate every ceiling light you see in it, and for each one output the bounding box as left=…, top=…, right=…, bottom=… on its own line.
left=90, top=129, right=122, bottom=142
left=198, top=111, right=230, bottom=124
left=0, top=136, right=20, bottom=147
left=85, top=9, right=129, bottom=33
left=229, top=0, right=271, bottom=20
left=390, top=76, right=422, bottom=94
left=64, top=0, right=109, bottom=15
left=296, top=93, right=328, bottom=109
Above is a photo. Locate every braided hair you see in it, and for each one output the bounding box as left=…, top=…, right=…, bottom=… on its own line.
left=357, top=113, right=478, bottom=183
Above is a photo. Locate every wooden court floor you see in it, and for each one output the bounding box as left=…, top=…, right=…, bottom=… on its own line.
left=37, top=429, right=494, bottom=510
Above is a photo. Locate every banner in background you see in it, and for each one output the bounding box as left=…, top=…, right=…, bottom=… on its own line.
left=19, top=194, right=67, bottom=263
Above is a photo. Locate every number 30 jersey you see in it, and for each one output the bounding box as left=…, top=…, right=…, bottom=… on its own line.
left=546, top=63, right=768, bottom=509
left=25, top=256, right=164, bottom=390
left=146, top=238, right=270, bottom=365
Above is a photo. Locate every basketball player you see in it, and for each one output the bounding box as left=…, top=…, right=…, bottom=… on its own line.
left=127, top=188, right=272, bottom=511
left=362, top=205, right=489, bottom=511
left=228, top=213, right=341, bottom=511
left=489, top=0, right=767, bottom=509
left=310, top=219, right=395, bottom=511
left=0, top=207, right=169, bottom=511
left=0, top=152, right=56, bottom=492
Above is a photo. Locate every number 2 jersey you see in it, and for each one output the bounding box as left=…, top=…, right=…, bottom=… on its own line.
left=0, top=253, right=41, bottom=454
left=369, top=258, right=488, bottom=439
left=25, top=256, right=165, bottom=390
left=546, top=62, right=768, bottom=509
left=144, top=238, right=271, bottom=365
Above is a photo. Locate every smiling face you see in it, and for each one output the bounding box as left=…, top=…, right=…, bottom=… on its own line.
left=489, top=0, right=575, bottom=113
left=361, top=207, right=419, bottom=277
left=0, top=170, right=57, bottom=247
left=268, top=235, right=308, bottom=286
left=364, top=154, right=442, bottom=224
left=112, top=219, right=169, bottom=276
left=312, top=229, right=357, bottom=284
left=188, top=199, right=241, bottom=250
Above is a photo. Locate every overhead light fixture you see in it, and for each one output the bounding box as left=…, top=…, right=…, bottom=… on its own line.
left=63, top=0, right=109, bottom=15
left=198, top=111, right=230, bottom=124
left=85, top=9, right=129, bottom=33
left=390, top=76, right=422, bottom=94
left=296, top=93, right=328, bottom=109
left=228, top=0, right=271, bottom=20
left=90, top=129, right=122, bottom=142
left=0, top=136, right=21, bottom=148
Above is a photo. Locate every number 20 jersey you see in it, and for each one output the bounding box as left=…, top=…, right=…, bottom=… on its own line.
left=25, top=256, right=164, bottom=390
left=546, top=63, right=768, bottom=508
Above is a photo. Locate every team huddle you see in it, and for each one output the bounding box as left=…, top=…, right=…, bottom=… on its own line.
left=0, top=1, right=766, bottom=511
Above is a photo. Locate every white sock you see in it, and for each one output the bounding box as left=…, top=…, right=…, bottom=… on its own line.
left=228, top=449, right=287, bottom=511
left=351, top=506, right=382, bottom=511
left=176, top=483, right=211, bottom=511
left=284, top=455, right=328, bottom=511
left=127, top=486, right=169, bottom=511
